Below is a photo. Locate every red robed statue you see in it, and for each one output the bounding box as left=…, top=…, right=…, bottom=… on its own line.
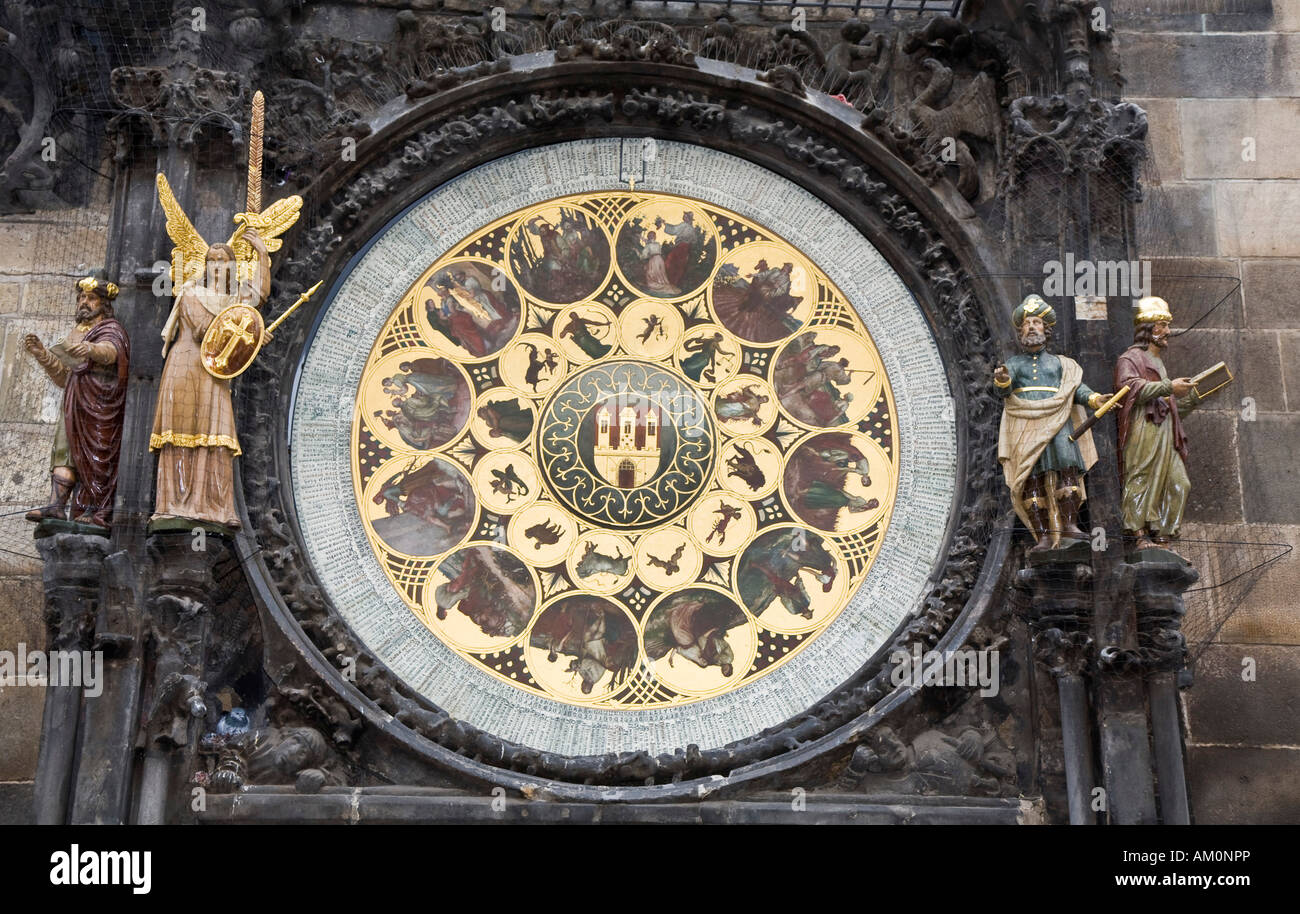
left=23, top=274, right=131, bottom=529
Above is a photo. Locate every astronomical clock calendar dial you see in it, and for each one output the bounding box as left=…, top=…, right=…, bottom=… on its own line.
left=292, top=140, right=956, bottom=756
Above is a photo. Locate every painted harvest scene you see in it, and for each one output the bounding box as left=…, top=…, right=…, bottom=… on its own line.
left=351, top=190, right=898, bottom=708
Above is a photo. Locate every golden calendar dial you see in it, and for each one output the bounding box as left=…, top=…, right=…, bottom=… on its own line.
left=351, top=190, right=899, bottom=709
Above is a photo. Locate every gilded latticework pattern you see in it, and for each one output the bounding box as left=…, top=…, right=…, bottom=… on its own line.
left=351, top=190, right=899, bottom=708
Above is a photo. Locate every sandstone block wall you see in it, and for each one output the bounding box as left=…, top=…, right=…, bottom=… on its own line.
left=0, top=203, right=110, bottom=820
left=1119, top=0, right=1300, bottom=824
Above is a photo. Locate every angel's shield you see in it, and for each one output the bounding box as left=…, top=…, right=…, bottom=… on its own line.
left=201, top=303, right=266, bottom=379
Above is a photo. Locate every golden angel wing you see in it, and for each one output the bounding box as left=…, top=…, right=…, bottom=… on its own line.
left=235, top=194, right=303, bottom=253
left=156, top=172, right=208, bottom=286
left=228, top=194, right=302, bottom=285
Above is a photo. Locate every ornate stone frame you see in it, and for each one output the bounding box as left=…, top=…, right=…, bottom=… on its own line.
left=233, top=57, right=1013, bottom=797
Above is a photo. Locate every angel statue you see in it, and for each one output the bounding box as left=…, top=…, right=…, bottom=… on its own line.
left=148, top=92, right=302, bottom=529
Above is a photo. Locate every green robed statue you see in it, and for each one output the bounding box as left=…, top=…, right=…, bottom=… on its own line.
left=995, top=295, right=1108, bottom=553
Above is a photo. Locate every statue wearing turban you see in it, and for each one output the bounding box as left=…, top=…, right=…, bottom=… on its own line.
left=994, top=295, right=1108, bottom=553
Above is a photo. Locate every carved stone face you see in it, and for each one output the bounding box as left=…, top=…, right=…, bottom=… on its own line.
left=269, top=729, right=324, bottom=774
left=1017, top=314, right=1047, bottom=350
left=75, top=290, right=107, bottom=324
left=1149, top=320, right=1171, bottom=349
left=272, top=737, right=311, bottom=773
left=867, top=725, right=908, bottom=770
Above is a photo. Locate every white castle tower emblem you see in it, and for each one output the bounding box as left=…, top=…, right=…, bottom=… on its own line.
left=593, top=400, right=662, bottom=488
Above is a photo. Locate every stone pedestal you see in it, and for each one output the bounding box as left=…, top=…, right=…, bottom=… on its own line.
left=32, top=533, right=108, bottom=825
left=134, top=530, right=230, bottom=824
left=1018, top=555, right=1097, bottom=825
left=1133, top=551, right=1199, bottom=824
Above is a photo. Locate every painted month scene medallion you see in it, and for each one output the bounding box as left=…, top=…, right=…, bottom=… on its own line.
left=350, top=189, right=900, bottom=710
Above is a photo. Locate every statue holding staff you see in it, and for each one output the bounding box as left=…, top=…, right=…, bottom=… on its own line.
left=149, top=205, right=272, bottom=528
left=149, top=90, right=306, bottom=529
left=994, top=295, right=1109, bottom=553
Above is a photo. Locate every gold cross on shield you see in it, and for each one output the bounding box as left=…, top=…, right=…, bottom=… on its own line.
left=213, top=311, right=255, bottom=370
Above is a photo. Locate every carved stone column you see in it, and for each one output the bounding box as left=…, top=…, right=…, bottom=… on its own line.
left=64, top=0, right=251, bottom=822
left=135, top=530, right=228, bottom=824
left=1133, top=553, right=1199, bottom=824
left=32, top=533, right=108, bottom=825
left=1002, top=0, right=1154, bottom=822
left=67, top=547, right=149, bottom=825
left=1018, top=556, right=1096, bottom=825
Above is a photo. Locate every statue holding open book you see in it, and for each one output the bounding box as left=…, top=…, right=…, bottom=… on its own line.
left=1114, top=296, right=1231, bottom=553
left=22, top=274, right=131, bottom=530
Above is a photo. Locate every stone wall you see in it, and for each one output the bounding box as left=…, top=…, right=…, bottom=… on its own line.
left=0, top=199, right=111, bottom=821
left=1119, top=0, right=1300, bottom=824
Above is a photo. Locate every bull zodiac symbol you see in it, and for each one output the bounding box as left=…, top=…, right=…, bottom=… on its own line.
left=574, top=540, right=630, bottom=580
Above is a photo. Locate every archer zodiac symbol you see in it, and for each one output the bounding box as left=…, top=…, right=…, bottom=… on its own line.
left=557, top=310, right=612, bottom=360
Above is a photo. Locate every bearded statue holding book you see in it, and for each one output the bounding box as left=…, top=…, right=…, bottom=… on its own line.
left=1114, top=296, right=1231, bottom=552
left=22, top=274, right=130, bottom=529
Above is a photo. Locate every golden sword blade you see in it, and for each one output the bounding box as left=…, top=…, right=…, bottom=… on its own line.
left=247, top=90, right=264, bottom=215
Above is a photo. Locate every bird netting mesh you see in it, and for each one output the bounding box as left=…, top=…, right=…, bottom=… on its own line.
left=0, top=0, right=967, bottom=563
left=0, top=1, right=1288, bottom=663
left=987, top=63, right=1290, bottom=667
left=1175, top=535, right=1293, bottom=670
